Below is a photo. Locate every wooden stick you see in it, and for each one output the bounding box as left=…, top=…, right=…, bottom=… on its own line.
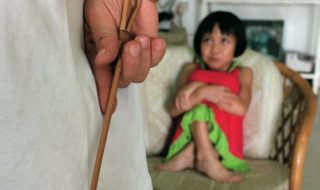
left=90, top=0, right=141, bottom=189
left=90, top=59, right=122, bottom=190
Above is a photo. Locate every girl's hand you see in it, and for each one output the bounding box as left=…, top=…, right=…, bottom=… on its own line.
left=205, top=67, right=253, bottom=116
left=201, top=85, right=231, bottom=104
left=215, top=92, right=237, bottom=109
left=175, top=89, right=192, bottom=112
left=175, top=82, right=204, bottom=112
left=199, top=85, right=242, bottom=112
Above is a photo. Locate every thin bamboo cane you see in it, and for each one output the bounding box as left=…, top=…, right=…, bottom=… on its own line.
left=90, top=0, right=141, bottom=189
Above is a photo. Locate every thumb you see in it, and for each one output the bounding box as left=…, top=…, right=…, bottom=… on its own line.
left=85, top=3, right=119, bottom=65
left=84, top=3, right=120, bottom=112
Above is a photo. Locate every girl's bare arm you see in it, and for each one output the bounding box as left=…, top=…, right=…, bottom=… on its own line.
left=191, top=67, right=253, bottom=116
left=216, top=67, right=253, bottom=116
left=169, top=63, right=197, bottom=117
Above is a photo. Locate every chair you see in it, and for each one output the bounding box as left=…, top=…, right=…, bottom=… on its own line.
left=143, top=47, right=317, bottom=190
left=272, top=63, right=317, bottom=190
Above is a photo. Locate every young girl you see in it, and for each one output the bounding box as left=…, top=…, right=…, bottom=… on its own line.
left=156, top=11, right=253, bottom=183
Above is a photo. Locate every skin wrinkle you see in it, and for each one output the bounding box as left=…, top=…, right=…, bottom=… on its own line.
left=103, top=0, right=121, bottom=27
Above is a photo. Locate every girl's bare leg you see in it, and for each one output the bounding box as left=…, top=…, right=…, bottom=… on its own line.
left=191, top=121, right=243, bottom=183
left=155, top=142, right=195, bottom=172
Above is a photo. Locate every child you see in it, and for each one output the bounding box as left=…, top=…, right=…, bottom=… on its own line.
left=156, top=11, right=253, bottom=183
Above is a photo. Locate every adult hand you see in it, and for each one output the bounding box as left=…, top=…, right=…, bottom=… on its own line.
left=84, top=0, right=166, bottom=112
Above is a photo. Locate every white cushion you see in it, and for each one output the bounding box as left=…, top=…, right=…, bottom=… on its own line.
left=140, top=45, right=193, bottom=154
left=236, top=49, right=283, bottom=158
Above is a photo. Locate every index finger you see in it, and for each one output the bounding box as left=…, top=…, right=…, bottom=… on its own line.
left=132, top=0, right=159, bottom=36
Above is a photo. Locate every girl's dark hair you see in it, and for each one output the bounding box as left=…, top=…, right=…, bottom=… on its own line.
left=193, top=11, right=247, bottom=58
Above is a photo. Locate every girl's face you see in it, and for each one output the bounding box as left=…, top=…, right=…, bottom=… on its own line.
left=200, top=24, right=236, bottom=71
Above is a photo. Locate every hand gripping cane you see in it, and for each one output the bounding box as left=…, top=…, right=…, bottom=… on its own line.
left=90, top=0, right=141, bottom=189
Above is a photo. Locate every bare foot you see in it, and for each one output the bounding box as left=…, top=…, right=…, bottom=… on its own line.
left=155, top=143, right=195, bottom=172
left=196, top=148, right=243, bottom=183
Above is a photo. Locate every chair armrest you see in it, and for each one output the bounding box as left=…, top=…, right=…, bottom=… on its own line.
left=275, top=63, right=317, bottom=190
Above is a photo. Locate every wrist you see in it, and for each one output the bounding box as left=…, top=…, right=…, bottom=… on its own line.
left=195, top=85, right=206, bottom=100
left=190, top=86, right=204, bottom=104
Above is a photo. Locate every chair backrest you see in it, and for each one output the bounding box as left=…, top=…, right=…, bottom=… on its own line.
left=270, top=63, right=317, bottom=190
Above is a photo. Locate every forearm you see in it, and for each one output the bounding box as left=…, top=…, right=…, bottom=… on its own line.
left=196, top=85, right=249, bottom=116
left=169, top=105, right=184, bottom=117
left=169, top=81, right=205, bottom=117
left=188, top=85, right=207, bottom=106
left=222, top=67, right=252, bottom=116
left=222, top=87, right=252, bottom=116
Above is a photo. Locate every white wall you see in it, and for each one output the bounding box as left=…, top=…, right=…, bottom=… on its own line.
left=210, top=3, right=316, bottom=54
left=175, top=1, right=318, bottom=55
left=172, top=0, right=200, bottom=46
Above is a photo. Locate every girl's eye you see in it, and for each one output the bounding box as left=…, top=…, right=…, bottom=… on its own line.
left=221, top=37, right=229, bottom=44
left=202, top=37, right=212, bottom=43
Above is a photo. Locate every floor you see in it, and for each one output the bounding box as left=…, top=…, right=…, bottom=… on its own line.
left=302, top=94, right=320, bottom=190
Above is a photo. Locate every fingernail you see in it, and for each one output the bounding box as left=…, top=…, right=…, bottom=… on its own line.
left=97, top=48, right=106, bottom=56
left=138, top=37, right=150, bottom=49
left=129, top=45, right=140, bottom=57
left=155, top=40, right=165, bottom=52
